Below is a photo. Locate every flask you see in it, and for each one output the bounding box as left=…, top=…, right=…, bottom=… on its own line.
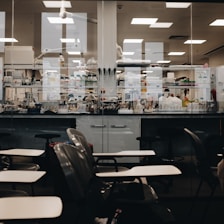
left=134, top=100, right=143, bottom=114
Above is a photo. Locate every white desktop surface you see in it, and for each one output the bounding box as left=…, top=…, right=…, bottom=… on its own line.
left=0, top=170, right=46, bottom=183
left=93, top=150, right=155, bottom=157
left=0, top=149, right=45, bottom=157
left=0, top=196, right=62, bottom=220
left=96, top=165, right=181, bottom=178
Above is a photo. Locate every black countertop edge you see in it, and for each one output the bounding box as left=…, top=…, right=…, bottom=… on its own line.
left=0, top=111, right=223, bottom=118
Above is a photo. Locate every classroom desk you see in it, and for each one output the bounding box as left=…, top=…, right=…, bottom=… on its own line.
left=0, top=170, right=46, bottom=183
left=92, top=150, right=155, bottom=157
left=0, top=170, right=46, bottom=195
left=0, top=196, right=62, bottom=220
left=0, top=149, right=45, bottom=157
left=96, top=165, right=181, bottom=179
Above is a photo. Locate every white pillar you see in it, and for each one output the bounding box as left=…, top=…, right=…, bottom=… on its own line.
left=97, top=1, right=117, bottom=69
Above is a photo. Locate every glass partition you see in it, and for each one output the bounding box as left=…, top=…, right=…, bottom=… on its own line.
left=115, top=2, right=224, bottom=114
left=0, top=1, right=224, bottom=211
left=0, top=1, right=224, bottom=114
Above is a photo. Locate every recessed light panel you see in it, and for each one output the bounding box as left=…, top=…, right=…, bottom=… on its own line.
left=150, top=22, right=173, bottom=28
left=123, top=39, right=143, bottom=43
left=166, top=2, right=191, bottom=8
left=168, top=52, right=185, bottom=56
left=0, top=38, right=18, bottom=42
left=184, top=40, right=206, bottom=44
left=43, top=1, right=71, bottom=8
left=210, top=19, right=224, bottom=26
left=131, top=18, right=158, bottom=25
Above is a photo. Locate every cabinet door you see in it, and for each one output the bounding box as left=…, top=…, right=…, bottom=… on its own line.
left=76, top=116, right=106, bottom=153
left=76, top=115, right=141, bottom=159
left=108, top=116, right=140, bottom=162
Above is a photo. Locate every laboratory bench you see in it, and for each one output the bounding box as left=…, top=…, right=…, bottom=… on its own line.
left=0, top=112, right=222, bottom=160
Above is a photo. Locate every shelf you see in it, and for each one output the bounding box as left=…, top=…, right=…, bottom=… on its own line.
left=4, top=85, right=42, bottom=88
left=163, top=85, right=210, bottom=89
left=4, top=65, right=42, bottom=70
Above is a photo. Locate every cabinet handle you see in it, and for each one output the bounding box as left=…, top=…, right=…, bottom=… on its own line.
left=110, top=125, right=127, bottom=128
left=91, top=125, right=106, bottom=128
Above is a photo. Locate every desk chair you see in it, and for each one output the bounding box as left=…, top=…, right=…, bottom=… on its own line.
left=0, top=133, right=40, bottom=171
left=184, top=128, right=220, bottom=224
left=34, top=133, right=61, bottom=173
left=52, top=142, right=176, bottom=224
left=52, top=130, right=156, bottom=202
left=66, top=128, right=129, bottom=172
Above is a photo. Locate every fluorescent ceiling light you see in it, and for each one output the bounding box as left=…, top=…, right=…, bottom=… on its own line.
left=43, top=1, right=71, bottom=8
left=166, top=2, right=191, bottom=8
left=210, top=19, right=224, bottom=26
left=184, top=40, right=206, bottom=44
left=60, top=38, right=75, bottom=43
left=123, top=39, right=143, bottom=43
left=47, top=17, right=74, bottom=24
left=157, top=60, right=171, bottom=63
left=0, top=38, right=18, bottom=42
left=131, top=18, right=158, bottom=25
left=150, top=22, right=173, bottom=28
left=123, top=51, right=135, bottom=56
left=68, top=51, right=81, bottom=55
left=168, top=52, right=185, bottom=56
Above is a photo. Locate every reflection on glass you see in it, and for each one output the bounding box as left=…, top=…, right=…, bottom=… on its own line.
left=42, top=57, right=60, bottom=101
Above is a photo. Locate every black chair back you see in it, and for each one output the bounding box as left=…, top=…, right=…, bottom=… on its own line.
left=184, top=128, right=219, bottom=189
left=53, top=142, right=108, bottom=223
left=54, top=143, right=94, bottom=201
left=66, top=128, right=95, bottom=169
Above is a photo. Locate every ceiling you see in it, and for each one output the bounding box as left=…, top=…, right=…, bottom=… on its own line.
left=1, top=0, right=224, bottom=66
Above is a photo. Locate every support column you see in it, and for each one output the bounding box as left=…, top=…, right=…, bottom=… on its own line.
left=97, top=1, right=117, bottom=69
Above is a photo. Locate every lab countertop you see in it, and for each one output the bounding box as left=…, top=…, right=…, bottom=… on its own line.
left=0, top=111, right=222, bottom=119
